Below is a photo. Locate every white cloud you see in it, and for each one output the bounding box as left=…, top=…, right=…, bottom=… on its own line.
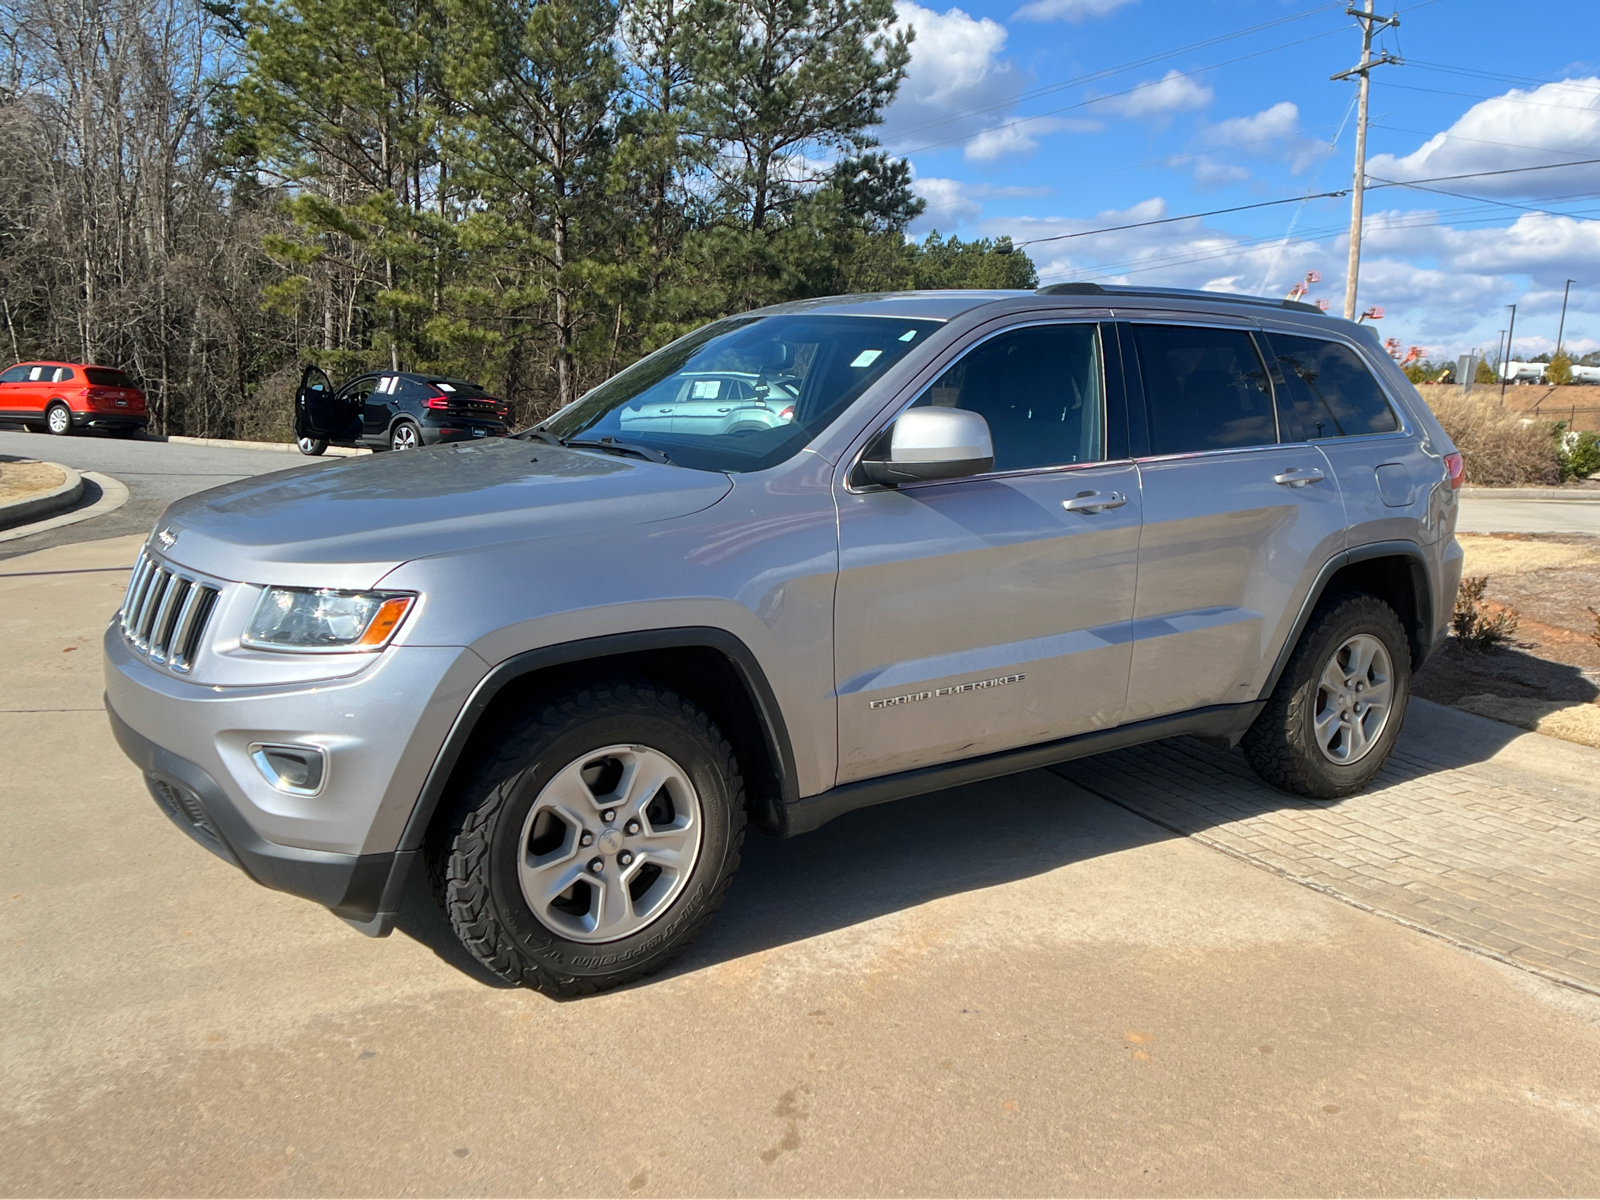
left=911, top=177, right=984, bottom=231
left=909, top=177, right=1056, bottom=234
left=1094, top=70, right=1213, bottom=119
left=880, top=3, right=1017, bottom=150
left=1367, top=78, right=1600, bottom=196
left=1198, top=101, right=1331, bottom=175
left=963, top=116, right=1098, bottom=162
left=883, top=3, right=1095, bottom=164
left=1011, top=0, right=1136, bottom=23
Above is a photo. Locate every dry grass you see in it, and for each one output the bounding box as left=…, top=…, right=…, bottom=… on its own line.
left=1420, top=386, right=1562, bottom=485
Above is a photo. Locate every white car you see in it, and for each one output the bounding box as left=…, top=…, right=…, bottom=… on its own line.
left=620, top=372, right=799, bottom=437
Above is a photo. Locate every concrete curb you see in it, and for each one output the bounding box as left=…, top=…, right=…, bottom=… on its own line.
left=0, top=463, right=84, bottom=530
left=160, top=435, right=371, bottom=457
left=0, top=471, right=130, bottom=544
left=1459, top=487, right=1600, bottom=501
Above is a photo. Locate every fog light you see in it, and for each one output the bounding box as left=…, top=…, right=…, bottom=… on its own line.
left=249, top=743, right=327, bottom=795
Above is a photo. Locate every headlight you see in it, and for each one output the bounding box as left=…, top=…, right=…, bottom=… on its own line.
left=242, top=587, right=415, bottom=652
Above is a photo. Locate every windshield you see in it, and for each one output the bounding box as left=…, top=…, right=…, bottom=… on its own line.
left=540, top=314, right=943, bottom=473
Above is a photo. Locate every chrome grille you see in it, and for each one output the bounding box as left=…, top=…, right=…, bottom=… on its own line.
left=119, top=552, right=220, bottom=673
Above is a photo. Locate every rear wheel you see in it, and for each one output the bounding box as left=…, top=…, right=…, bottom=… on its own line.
left=1242, top=593, right=1411, bottom=799
left=390, top=420, right=420, bottom=451
left=296, top=435, right=327, bottom=456
left=45, top=403, right=72, bottom=436
left=428, top=681, right=746, bottom=996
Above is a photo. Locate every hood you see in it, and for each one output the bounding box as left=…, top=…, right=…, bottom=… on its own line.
left=154, top=439, right=734, bottom=588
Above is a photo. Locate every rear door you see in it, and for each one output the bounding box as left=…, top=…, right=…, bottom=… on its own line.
left=833, top=317, right=1143, bottom=782
left=294, top=365, right=338, bottom=439
left=1122, top=320, right=1347, bottom=722
left=362, top=375, right=400, bottom=438
left=1258, top=326, right=1441, bottom=544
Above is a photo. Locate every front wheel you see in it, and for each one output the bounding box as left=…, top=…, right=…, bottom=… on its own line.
left=45, top=403, right=73, bottom=436
left=1241, top=593, right=1411, bottom=799
left=428, top=681, right=746, bottom=996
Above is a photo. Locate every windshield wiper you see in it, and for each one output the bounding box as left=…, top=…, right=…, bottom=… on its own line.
left=562, top=437, right=673, bottom=465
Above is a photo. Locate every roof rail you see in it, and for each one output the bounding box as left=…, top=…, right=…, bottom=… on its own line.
left=1037, top=281, right=1327, bottom=316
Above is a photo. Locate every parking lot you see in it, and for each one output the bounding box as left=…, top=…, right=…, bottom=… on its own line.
left=5, top=521, right=1600, bottom=1196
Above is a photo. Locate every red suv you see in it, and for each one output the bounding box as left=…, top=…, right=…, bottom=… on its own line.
left=0, top=360, right=148, bottom=435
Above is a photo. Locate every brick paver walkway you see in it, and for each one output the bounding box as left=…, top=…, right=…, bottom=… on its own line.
left=1053, top=725, right=1600, bottom=996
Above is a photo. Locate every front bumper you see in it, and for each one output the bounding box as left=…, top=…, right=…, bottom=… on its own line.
left=104, top=625, right=490, bottom=933
left=107, top=701, right=410, bottom=933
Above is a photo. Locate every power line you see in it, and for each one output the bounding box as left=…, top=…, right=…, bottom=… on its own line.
left=1009, top=156, right=1600, bottom=250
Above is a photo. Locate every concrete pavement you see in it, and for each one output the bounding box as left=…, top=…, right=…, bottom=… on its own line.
left=5, top=533, right=1600, bottom=1196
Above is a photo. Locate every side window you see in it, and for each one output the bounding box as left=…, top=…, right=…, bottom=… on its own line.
left=1265, top=333, right=1400, bottom=440
left=27, top=365, right=47, bottom=381
left=1131, top=324, right=1276, bottom=455
left=0, top=364, right=30, bottom=383
left=53, top=367, right=74, bottom=382
left=911, top=323, right=1105, bottom=472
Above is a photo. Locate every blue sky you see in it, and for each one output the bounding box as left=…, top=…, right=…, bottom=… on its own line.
left=876, top=0, right=1600, bottom=363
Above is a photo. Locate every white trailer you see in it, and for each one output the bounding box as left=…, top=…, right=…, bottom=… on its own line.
left=1500, top=360, right=1547, bottom=383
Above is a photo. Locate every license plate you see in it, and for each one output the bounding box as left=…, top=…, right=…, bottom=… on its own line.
left=471, top=427, right=486, bottom=437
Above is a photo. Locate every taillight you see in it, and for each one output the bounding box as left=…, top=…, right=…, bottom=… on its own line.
left=778, top=405, right=795, bottom=422
left=425, top=395, right=450, bottom=410
left=1444, top=452, right=1465, bottom=489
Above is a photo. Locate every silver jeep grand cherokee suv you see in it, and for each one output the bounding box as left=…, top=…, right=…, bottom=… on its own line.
left=105, top=285, right=1465, bottom=995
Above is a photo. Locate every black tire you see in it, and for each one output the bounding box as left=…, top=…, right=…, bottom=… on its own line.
left=296, top=435, right=328, bottom=456
left=1241, top=593, right=1411, bottom=799
left=45, top=402, right=73, bottom=436
left=428, top=680, right=746, bottom=996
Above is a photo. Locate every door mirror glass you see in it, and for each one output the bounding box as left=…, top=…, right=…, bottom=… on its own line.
left=860, top=408, right=995, bottom=486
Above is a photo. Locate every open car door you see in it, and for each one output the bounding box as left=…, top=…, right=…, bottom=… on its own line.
left=294, top=365, right=337, bottom=454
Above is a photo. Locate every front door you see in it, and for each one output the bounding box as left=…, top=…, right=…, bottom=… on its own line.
left=833, top=320, right=1142, bottom=784
left=295, top=365, right=338, bottom=439
left=1122, top=321, right=1347, bottom=721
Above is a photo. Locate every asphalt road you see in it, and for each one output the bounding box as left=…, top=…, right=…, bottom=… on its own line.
left=5, top=533, right=1600, bottom=1196
left=0, top=428, right=323, bottom=559
left=1456, top=496, right=1600, bottom=534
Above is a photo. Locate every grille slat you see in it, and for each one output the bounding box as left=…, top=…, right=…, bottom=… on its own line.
left=119, top=551, right=221, bottom=674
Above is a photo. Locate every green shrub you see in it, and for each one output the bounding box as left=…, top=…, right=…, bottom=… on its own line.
left=1558, top=428, right=1600, bottom=480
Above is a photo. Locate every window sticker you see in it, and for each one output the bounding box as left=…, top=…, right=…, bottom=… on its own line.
left=899, top=330, right=918, bottom=342
left=436, top=381, right=455, bottom=392
left=850, top=349, right=883, bottom=368
left=690, top=379, right=721, bottom=399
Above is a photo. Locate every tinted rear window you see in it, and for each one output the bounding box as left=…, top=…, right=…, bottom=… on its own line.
left=87, top=369, right=134, bottom=387
left=427, top=378, right=493, bottom=400
left=1131, top=324, right=1276, bottom=455
left=1264, top=333, right=1399, bottom=440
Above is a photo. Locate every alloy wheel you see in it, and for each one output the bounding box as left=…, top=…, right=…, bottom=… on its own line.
left=391, top=423, right=419, bottom=451
left=47, top=405, right=70, bottom=434
left=1313, top=633, right=1394, bottom=765
left=515, top=744, right=703, bottom=943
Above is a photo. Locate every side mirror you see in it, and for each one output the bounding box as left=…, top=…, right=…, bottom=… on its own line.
left=860, top=407, right=994, bottom=487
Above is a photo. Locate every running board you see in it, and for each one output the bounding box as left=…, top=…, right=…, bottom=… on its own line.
left=776, top=702, right=1264, bottom=837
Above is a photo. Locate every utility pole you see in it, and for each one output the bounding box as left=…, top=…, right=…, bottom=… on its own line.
left=1333, top=2, right=1402, bottom=321
left=1556, top=279, right=1576, bottom=356
left=1500, top=302, right=1517, bottom=404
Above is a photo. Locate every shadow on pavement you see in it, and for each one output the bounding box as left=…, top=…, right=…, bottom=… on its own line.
left=390, top=697, right=1593, bottom=994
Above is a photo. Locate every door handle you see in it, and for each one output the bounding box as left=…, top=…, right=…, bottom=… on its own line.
left=1273, top=467, right=1325, bottom=488
left=1063, top=490, right=1127, bottom=513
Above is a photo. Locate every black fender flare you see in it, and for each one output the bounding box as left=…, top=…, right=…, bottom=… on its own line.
left=394, top=626, right=800, bottom=856
left=1259, top=539, right=1435, bottom=700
